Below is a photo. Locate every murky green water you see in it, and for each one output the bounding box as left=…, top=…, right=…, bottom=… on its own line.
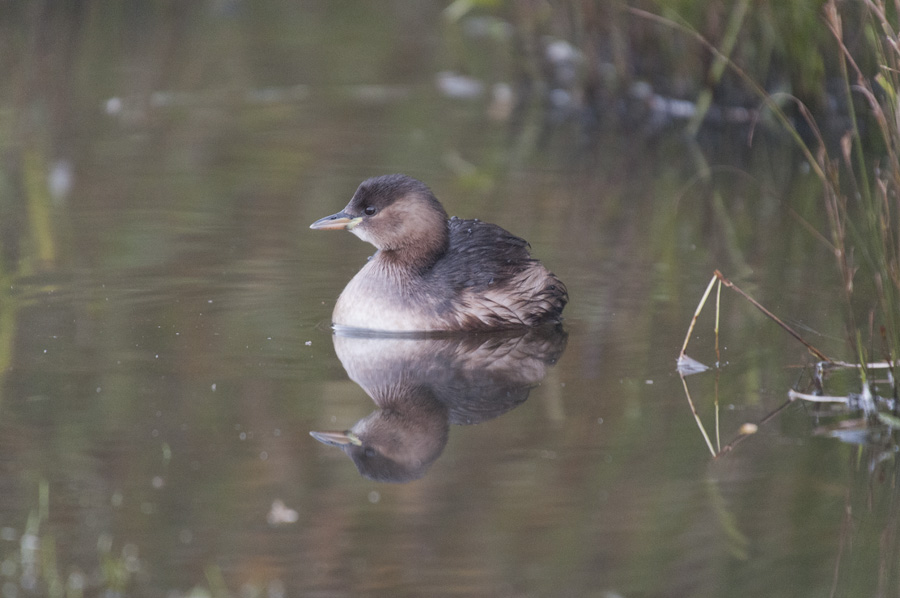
left=0, top=3, right=896, bottom=597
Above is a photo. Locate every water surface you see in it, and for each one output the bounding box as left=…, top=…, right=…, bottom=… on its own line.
left=0, top=3, right=892, bottom=597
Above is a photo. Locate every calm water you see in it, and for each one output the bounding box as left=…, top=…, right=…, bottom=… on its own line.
left=1, top=3, right=895, bottom=597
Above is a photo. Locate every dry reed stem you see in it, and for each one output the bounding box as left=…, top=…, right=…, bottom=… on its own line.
left=713, top=270, right=833, bottom=362
left=788, top=389, right=850, bottom=404
left=680, top=373, right=716, bottom=456
left=715, top=280, right=722, bottom=451
left=680, top=274, right=718, bottom=357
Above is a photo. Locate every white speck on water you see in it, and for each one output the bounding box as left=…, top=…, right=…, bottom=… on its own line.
left=368, top=491, right=380, bottom=504
left=436, top=71, right=484, bottom=99
left=155, top=354, right=159, bottom=359
left=211, top=383, right=216, bottom=391
left=43, top=349, right=47, bottom=354
left=105, top=96, right=122, bottom=114
left=597, top=417, right=604, bottom=424
left=645, top=380, right=653, bottom=385
left=208, top=300, right=213, bottom=303
left=96, top=387, right=101, bottom=393
left=267, top=500, right=299, bottom=525
left=48, top=160, right=73, bottom=203
left=151, top=476, right=164, bottom=489
left=239, top=432, right=246, bottom=440
left=305, top=341, right=312, bottom=346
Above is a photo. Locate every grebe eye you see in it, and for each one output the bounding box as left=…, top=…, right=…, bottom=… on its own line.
left=364, top=206, right=376, bottom=216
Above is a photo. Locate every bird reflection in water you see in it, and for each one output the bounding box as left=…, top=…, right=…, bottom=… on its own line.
left=310, top=325, right=568, bottom=483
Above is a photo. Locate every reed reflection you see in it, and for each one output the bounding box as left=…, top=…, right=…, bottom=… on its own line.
left=311, top=326, right=568, bottom=483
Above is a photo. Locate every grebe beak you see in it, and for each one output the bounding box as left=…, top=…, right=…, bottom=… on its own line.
left=310, top=211, right=363, bottom=231
left=309, top=430, right=363, bottom=447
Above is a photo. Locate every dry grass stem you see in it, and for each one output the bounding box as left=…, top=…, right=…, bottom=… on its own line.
left=788, top=389, right=850, bottom=404
left=680, top=374, right=717, bottom=457
left=680, top=274, right=718, bottom=357
left=714, top=270, right=832, bottom=362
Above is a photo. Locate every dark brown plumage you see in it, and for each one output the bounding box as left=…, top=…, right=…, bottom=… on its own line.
left=310, top=174, right=568, bottom=332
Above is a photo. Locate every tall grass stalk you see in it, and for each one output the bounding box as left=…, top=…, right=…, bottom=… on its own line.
left=639, top=1, right=900, bottom=369
left=823, top=0, right=900, bottom=373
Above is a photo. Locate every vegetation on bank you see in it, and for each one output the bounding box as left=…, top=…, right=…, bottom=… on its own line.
left=448, top=0, right=900, bottom=364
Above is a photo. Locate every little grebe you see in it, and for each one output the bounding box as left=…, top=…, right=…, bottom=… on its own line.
left=310, top=174, right=568, bottom=332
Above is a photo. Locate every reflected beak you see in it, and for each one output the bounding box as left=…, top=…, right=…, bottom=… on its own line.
left=309, top=211, right=363, bottom=231
left=310, top=430, right=362, bottom=447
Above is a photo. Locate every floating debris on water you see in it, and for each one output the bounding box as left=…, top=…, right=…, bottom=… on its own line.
left=739, top=423, right=758, bottom=435
left=267, top=500, right=299, bottom=525
left=435, top=71, right=485, bottom=99
left=676, top=353, right=710, bottom=376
